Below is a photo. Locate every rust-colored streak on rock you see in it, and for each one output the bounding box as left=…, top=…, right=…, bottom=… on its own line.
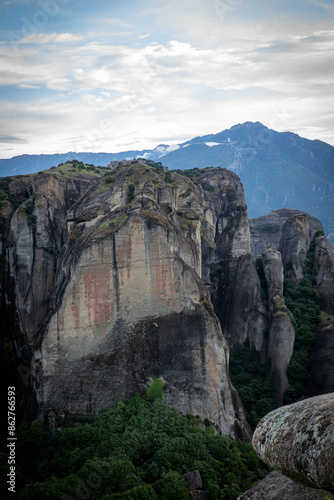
left=83, top=267, right=113, bottom=329
left=150, top=229, right=177, bottom=309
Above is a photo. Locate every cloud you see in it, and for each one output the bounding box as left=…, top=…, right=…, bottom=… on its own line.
left=17, top=33, right=85, bottom=44
left=0, top=1, right=333, bottom=158
left=0, top=135, right=27, bottom=143
left=19, top=83, right=40, bottom=89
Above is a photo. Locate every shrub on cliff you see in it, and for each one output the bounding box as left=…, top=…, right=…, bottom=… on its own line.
left=146, top=378, right=164, bottom=401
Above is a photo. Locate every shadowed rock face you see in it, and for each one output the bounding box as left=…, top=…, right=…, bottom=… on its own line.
left=199, top=168, right=267, bottom=352
left=200, top=171, right=294, bottom=402
left=310, top=322, right=334, bottom=395
left=279, top=214, right=313, bottom=281
left=262, top=248, right=294, bottom=404
left=252, top=393, right=334, bottom=494
left=249, top=208, right=323, bottom=261
left=313, top=233, right=334, bottom=314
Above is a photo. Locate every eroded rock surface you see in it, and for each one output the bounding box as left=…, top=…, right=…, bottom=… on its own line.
left=262, top=248, right=294, bottom=403
left=252, top=393, right=334, bottom=494
left=249, top=208, right=323, bottom=260
left=313, top=232, right=334, bottom=314
left=238, top=470, right=334, bottom=499
left=1, top=165, right=251, bottom=439
left=310, top=322, right=334, bottom=395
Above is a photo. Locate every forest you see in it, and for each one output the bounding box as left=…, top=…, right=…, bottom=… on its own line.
left=0, top=385, right=269, bottom=500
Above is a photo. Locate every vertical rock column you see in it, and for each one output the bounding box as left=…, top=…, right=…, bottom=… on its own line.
left=262, top=248, right=295, bottom=404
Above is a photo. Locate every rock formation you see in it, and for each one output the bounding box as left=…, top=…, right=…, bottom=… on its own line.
left=238, top=470, right=334, bottom=499
left=1, top=162, right=333, bottom=438
left=252, top=393, right=334, bottom=495
left=249, top=208, right=322, bottom=261
left=313, top=231, right=334, bottom=314
left=198, top=170, right=294, bottom=401
left=309, top=320, right=334, bottom=396
left=262, top=248, right=294, bottom=404
left=0, top=164, right=252, bottom=439
left=250, top=207, right=334, bottom=399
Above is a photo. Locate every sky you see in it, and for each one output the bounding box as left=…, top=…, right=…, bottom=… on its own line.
left=0, top=0, right=333, bottom=159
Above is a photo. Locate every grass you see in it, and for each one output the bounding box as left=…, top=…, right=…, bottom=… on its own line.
left=97, top=215, right=128, bottom=232
left=140, top=210, right=167, bottom=226
left=37, top=162, right=107, bottom=178
left=320, top=311, right=334, bottom=326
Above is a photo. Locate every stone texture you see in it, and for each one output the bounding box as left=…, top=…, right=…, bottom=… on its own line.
left=182, top=470, right=203, bottom=490
left=199, top=169, right=268, bottom=354
left=249, top=208, right=323, bottom=261
left=238, top=470, right=334, bottom=499
left=313, top=232, right=334, bottom=314
left=310, top=322, right=334, bottom=395
left=252, top=393, right=334, bottom=494
left=279, top=214, right=313, bottom=280
left=199, top=170, right=295, bottom=408
left=1, top=165, right=251, bottom=440
left=262, top=248, right=294, bottom=404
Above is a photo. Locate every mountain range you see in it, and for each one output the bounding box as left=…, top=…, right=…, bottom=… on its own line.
left=1, top=121, right=333, bottom=243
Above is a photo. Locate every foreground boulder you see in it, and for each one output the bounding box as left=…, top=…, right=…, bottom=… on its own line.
left=252, top=393, right=334, bottom=494
left=238, top=470, right=333, bottom=499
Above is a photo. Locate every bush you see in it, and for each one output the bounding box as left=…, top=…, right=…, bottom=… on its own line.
left=146, top=379, right=163, bottom=401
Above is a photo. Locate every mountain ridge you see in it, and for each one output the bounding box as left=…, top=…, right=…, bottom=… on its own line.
left=1, top=122, right=333, bottom=243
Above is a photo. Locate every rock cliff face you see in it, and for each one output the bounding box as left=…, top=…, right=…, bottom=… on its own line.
left=262, top=248, right=294, bottom=404
left=0, top=165, right=252, bottom=439
left=2, top=162, right=333, bottom=437
left=251, top=393, right=334, bottom=497
left=250, top=206, right=334, bottom=399
left=197, top=170, right=294, bottom=401
left=313, top=232, right=334, bottom=314
left=309, top=321, right=334, bottom=395
left=249, top=208, right=322, bottom=261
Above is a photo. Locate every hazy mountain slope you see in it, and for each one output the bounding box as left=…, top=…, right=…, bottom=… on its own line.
left=1, top=122, right=333, bottom=240
left=0, top=147, right=167, bottom=177
left=161, top=122, right=334, bottom=241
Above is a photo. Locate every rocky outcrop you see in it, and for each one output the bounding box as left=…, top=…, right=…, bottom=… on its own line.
left=2, top=162, right=333, bottom=438
left=313, top=232, right=334, bottom=314
left=238, top=470, right=334, bottom=499
left=249, top=208, right=323, bottom=260
left=262, top=248, right=294, bottom=404
left=1, top=165, right=251, bottom=439
left=199, top=168, right=267, bottom=352
left=252, top=393, right=334, bottom=494
left=309, top=321, right=334, bottom=395
left=279, top=213, right=314, bottom=281
left=199, top=171, right=294, bottom=402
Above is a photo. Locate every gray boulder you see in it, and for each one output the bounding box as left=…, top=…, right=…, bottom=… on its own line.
left=238, top=470, right=334, bottom=499
left=252, top=393, right=334, bottom=494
